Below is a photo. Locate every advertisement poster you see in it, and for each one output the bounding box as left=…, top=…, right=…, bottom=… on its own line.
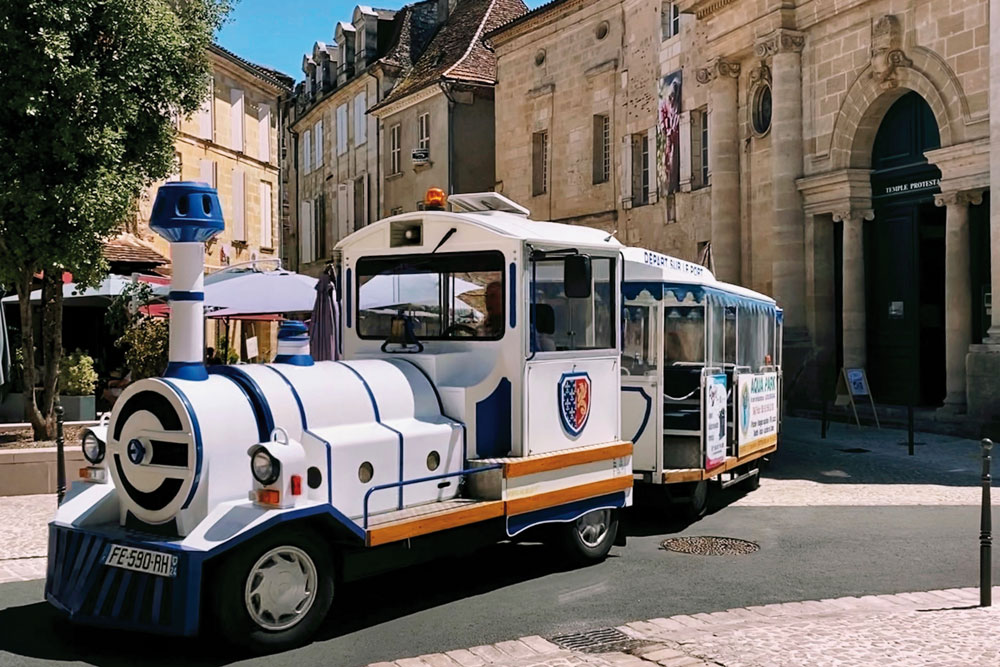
left=704, top=374, right=727, bottom=469
left=738, top=372, right=779, bottom=455
left=657, top=70, right=682, bottom=195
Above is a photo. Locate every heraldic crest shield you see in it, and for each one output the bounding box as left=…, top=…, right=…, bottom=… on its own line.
left=559, top=371, right=591, bottom=436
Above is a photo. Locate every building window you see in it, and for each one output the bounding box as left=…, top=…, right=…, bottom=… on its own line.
left=700, top=107, right=710, bottom=186
left=314, top=195, right=326, bottom=260
left=230, top=88, right=245, bottom=153
left=631, top=132, right=650, bottom=206
left=354, top=93, right=367, bottom=145
left=314, top=119, right=324, bottom=168
left=417, top=112, right=430, bottom=151
left=390, top=123, right=401, bottom=175
left=337, top=104, right=348, bottom=155
left=532, top=131, right=548, bottom=196
left=661, top=3, right=680, bottom=41
left=303, top=129, right=312, bottom=173
left=260, top=181, right=273, bottom=249
left=751, top=83, right=772, bottom=136
left=592, top=114, right=610, bottom=184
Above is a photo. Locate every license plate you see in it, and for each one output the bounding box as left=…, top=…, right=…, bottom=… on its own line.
left=104, top=544, right=178, bottom=578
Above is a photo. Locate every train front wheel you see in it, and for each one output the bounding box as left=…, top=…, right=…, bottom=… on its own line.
left=212, top=529, right=335, bottom=654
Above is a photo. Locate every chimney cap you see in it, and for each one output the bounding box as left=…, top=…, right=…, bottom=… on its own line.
left=150, top=181, right=225, bottom=243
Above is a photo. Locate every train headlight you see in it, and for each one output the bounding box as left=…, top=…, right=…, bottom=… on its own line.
left=249, top=445, right=281, bottom=486
left=81, top=429, right=106, bottom=464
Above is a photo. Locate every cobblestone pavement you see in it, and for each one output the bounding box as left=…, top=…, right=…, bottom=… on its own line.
left=369, top=588, right=1000, bottom=667
left=732, top=417, right=998, bottom=507
left=0, top=493, right=54, bottom=584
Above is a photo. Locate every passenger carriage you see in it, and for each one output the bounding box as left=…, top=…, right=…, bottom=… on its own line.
left=46, top=185, right=632, bottom=652
left=619, top=248, right=782, bottom=516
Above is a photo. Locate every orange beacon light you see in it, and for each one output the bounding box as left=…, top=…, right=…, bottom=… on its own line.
left=424, top=187, right=447, bottom=210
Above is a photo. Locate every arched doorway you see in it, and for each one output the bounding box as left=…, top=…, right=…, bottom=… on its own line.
left=867, top=91, right=944, bottom=405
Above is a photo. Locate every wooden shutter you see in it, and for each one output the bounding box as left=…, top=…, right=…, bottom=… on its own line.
left=258, top=105, right=271, bottom=162
left=260, top=182, right=273, bottom=248
left=232, top=170, right=245, bottom=241
left=303, top=129, right=311, bottom=173
left=314, top=120, right=323, bottom=167
left=199, top=159, right=216, bottom=187
left=197, top=79, right=213, bottom=140
left=647, top=127, right=658, bottom=203
left=230, top=88, right=244, bottom=152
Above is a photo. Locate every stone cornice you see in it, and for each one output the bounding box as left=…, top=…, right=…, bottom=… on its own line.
left=696, top=58, right=740, bottom=84
left=368, top=83, right=442, bottom=119
left=755, top=29, right=805, bottom=58
left=679, top=0, right=740, bottom=20
left=925, top=138, right=990, bottom=194
left=796, top=168, right=872, bottom=217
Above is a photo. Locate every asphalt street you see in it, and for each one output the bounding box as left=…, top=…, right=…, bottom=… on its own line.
left=1, top=419, right=996, bottom=666
left=0, top=502, right=994, bottom=667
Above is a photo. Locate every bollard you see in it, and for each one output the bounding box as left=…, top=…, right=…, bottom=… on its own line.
left=55, top=403, right=66, bottom=504
left=981, top=438, right=992, bottom=607
left=907, top=405, right=915, bottom=456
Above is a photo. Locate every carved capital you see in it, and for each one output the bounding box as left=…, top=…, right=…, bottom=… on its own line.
left=749, top=63, right=771, bottom=84
left=832, top=209, right=875, bottom=223
left=754, top=30, right=805, bottom=58
left=935, top=189, right=985, bottom=207
left=696, top=58, right=741, bottom=84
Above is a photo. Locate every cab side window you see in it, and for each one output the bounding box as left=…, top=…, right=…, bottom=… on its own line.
left=531, top=257, right=615, bottom=351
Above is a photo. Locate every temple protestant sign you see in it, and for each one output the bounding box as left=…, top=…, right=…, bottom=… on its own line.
left=737, top=372, right=779, bottom=457
left=879, top=178, right=940, bottom=197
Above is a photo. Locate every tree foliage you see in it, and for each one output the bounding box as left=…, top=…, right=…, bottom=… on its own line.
left=58, top=349, right=99, bottom=396
left=107, top=281, right=169, bottom=380
left=0, top=0, right=234, bottom=436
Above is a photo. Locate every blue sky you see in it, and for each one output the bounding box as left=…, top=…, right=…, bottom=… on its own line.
left=216, top=0, right=544, bottom=82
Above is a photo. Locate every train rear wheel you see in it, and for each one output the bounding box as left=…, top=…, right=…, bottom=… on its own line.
left=683, top=480, right=709, bottom=519
left=559, top=508, right=618, bottom=563
left=212, top=528, right=334, bottom=653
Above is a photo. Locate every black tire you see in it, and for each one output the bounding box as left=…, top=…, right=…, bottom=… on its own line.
left=683, top=480, right=709, bottom=519
left=210, top=528, right=335, bottom=654
left=559, top=508, right=619, bottom=563
left=745, top=462, right=761, bottom=491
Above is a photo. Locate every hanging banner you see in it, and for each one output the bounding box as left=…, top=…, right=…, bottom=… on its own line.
left=738, top=372, right=779, bottom=456
left=704, top=374, right=727, bottom=469
left=657, top=70, right=682, bottom=195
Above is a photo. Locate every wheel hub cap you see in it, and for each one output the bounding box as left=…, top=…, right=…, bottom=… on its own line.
left=244, top=546, right=318, bottom=631
left=575, top=509, right=611, bottom=548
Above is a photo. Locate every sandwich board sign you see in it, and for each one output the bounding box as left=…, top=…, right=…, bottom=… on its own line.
left=835, top=367, right=879, bottom=428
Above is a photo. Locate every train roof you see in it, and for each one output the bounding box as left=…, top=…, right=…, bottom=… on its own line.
left=621, top=246, right=777, bottom=308
left=336, top=209, right=623, bottom=252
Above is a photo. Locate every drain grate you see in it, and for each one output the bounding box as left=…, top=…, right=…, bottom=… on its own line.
left=550, top=627, right=656, bottom=654
left=837, top=447, right=871, bottom=454
left=661, top=536, right=760, bottom=556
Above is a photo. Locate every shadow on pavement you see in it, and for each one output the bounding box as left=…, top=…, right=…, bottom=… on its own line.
left=0, top=541, right=614, bottom=666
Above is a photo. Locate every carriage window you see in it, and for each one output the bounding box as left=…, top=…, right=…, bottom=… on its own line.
left=664, top=306, right=704, bottom=364
left=623, top=304, right=657, bottom=375
left=356, top=251, right=504, bottom=340
left=531, top=256, right=615, bottom=351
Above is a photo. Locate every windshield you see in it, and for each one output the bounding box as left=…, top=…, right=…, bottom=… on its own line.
left=356, top=251, right=505, bottom=340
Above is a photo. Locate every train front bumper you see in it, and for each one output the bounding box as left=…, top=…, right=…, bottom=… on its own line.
left=45, top=522, right=204, bottom=637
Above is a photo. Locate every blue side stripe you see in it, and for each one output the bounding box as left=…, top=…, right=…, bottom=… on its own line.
left=160, top=379, right=204, bottom=510
left=621, top=386, right=652, bottom=444
left=262, top=365, right=308, bottom=429
left=509, top=262, right=516, bottom=328
left=168, top=291, right=204, bottom=301
left=209, top=365, right=275, bottom=442
left=345, top=268, right=352, bottom=328
left=506, top=491, right=626, bottom=537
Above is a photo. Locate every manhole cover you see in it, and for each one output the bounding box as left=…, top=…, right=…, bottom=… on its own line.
left=550, top=627, right=656, bottom=654
left=837, top=447, right=871, bottom=454
left=661, top=536, right=760, bottom=556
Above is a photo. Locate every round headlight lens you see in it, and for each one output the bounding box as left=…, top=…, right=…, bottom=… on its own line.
left=82, top=432, right=105, bottom=464
left=251, top=448, right=280, bottom=485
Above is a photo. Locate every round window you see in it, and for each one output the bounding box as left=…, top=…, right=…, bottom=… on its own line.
left=751, top=83, right=772, bottom=136
left=426, top=451, right=441, bottom=471
left=358, top=461, right=374, bottom=484
left=595, top=21, right=609, bottom=41
left=534, top=49, right=546, bottom=67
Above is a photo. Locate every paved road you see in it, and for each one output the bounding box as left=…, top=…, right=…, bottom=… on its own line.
left=0, top=418, right=996, bottom=666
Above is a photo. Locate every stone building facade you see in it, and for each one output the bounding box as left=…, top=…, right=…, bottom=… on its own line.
left=370, top=0, right=527, bottom=215
left=133, top=44, right=292, bottom=361
left=494, top=0, right=1000, bottom=422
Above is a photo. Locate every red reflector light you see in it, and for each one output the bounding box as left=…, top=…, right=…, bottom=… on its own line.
left=257, top=489, right=280, bottom=505
left=291, top=474, right=302, bottom=496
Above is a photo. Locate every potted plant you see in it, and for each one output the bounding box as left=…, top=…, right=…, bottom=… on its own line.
left=58, top=349, right=98, bottom=421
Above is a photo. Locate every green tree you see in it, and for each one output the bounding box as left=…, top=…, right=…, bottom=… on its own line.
left=0, top=0, right=234, bottom=438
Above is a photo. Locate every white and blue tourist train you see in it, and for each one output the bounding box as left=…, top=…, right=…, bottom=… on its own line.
left=47, top=184, right=633, bottom=652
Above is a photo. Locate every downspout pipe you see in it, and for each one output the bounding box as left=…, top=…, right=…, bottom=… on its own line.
left=440, top=81, right=455, bottom=194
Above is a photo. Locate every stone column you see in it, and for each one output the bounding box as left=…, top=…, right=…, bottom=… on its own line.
left=833, top=210, right=872, bottom=368
left=697, top=58, right=741, bottom=283
left=935, top=190, right=982, bottom=412
left=757, top=30, right=807, bottom=331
